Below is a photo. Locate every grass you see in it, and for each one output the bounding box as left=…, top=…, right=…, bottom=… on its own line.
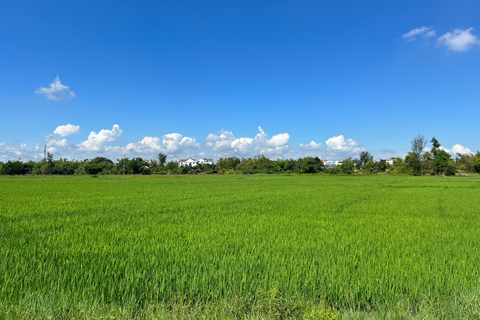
left=1, top=175, right=480, bottom=319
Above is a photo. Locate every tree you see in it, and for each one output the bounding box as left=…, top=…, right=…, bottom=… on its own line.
left=398, top=153, right=420, bottom=175
left=1, top=161, right=26, bottom=175
left=474, top=151, right=480, bottom=173
left=87, top=157, right=114, bottom=174
left=45, top=152, right=54, bottom=174
left=431, top=137, right=441, bottom=148
left=90, top=157, right=113, bottom=165
left=432, top=148, right=456, bottom=176
left=359, top=151, right=373, bottom=166
left=340, top=158, right=355, bottom=174
left=375, top=160, right=387, bottom=172
left=217, top=157, right=240, bottom=171
left=456, top=153, right=475, bottom=172
left=411, top=135, right=427, bottom=175
left=252, top=155, right=272, bottom=172
left=364, top=161, right=375, bottom=174
left=298, top=156, right=323, bottom=173
left=166, top=161, right=178, bottom=172
left=129, top=157, right=146, bottom=174
left=422, top=151, right=434, bottom=175
left=116, top=157, right=128, bottom=174
left=158, top=153, right=167, bottom=166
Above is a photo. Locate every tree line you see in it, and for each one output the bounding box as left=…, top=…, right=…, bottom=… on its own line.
left=1, top=136, right=480, bottom=176
left=393, top=135, right=480, bottom=176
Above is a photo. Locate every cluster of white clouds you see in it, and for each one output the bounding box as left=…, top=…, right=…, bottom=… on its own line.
left=206, top=127, right=290, bottom=157
left=325, top=135, right=365, bottom=158
left=124, top=134, right=200, bottom=154
left=53, top=124, right=80, bottom=137
left=0, top=124, right=477, bottom=163
left=0, top=125, right=356, bottom=161
left=403, top=26, right=480, bottom=52
left=40, top=124, right=202, bottom=158
left=43, top=124, right=81, bottom=153
left=78, top=125, right=123, bottom=152
left=35, top=76, right=76, bottom=101
left=299, top=141, right=322, bottom=150
left=1, top=125, right=203, bottom=161
left=0, top=142, right=44, bottom=161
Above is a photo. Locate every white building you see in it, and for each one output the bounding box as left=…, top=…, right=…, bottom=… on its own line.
left=178, top=159, right=197, bottom=167
left=335, top=160, right=343, bottom=166
left=178, top=158, right=214, bottom=167
left=197, top=158, right=213, bottom=165
left=323, top=160, right=334, bottom=168
left=386, top=159, right=395, bottom=165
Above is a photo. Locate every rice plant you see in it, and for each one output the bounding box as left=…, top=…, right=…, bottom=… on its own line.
left=1, top=175, right=479, bottom=318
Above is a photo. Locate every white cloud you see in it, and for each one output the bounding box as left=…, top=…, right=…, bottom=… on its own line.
left=437, top=28, right=480, bottom=51
left=43, top=124, right=80, bottom=149
left=206, top=127, right=290, bottom=157
left=35, top=124, right=201, bottom=159
left=267, top=133, right=289, bottom=148
left=451, top=144, right=472, bottom=155
left=420, top=143, right=474, bottom=159
left=2, top=125, right=202, bottom=161
left=162, top=133, right=200, bottom=152
left=299, top=141, right=322, bottom=150
left=35, top=76, right=76, bottom=101
left=53, top=124, right=80, bottom=137
left=402, top=26, right=436, bottom=41
left=47, top=147, right=57, bottom=154
left=402, top=26, right=479, bottom=52
left=206, top=130, right=236, bottom=152
left=47, top=138, right=76, bottom=149
left=125, top=136, right=162, bottom=153
left=78, top=124, right=123, bottom=152
left=325, top=135, right=365, bottom=159
left=124, top=133, right=200, bottom=154
left=0, top=143, right=44, bottom=162
left=436, top=144, right=473, bottom=156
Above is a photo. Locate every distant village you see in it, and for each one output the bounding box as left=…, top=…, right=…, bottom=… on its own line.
left=173, top=157, right=395, bottom=169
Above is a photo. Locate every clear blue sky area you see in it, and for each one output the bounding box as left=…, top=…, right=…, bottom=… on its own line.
left=1, top=0, right=479, bottom=161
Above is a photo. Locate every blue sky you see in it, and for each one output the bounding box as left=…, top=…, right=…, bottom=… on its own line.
left=1, top=0, right=479, bottom=162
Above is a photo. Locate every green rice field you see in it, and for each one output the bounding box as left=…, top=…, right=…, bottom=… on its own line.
left=1, top=175, right=480, bottom=319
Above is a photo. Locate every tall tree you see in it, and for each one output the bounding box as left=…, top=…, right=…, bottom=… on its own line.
left=432, top=148, right=455, bottom=176
left=45, top=152, right=54, bottom=175
left=359, top=151, right=373, bottom=166
left=411, top=135, right=427, bottom=176
left=431, top=137, right=441, bottom=148
left=158, top=153, right=167, bottom=166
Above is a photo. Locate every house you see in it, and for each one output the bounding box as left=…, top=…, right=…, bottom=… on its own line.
left=386, top=159, right=395, bottom=165
left=323, top=160, right=334, bottom=168
left=197, top=158, right=213, bottom=165
left=178, top=159, right=197, bottom=167
left=143, top=159, right=151, bottom=169
left=335, top=160, right=343, bottom=166
left=178, top=158, right=214, bottom=167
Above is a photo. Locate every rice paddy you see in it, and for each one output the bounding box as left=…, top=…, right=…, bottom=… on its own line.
left=1, top=175, right=480, bottom=318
